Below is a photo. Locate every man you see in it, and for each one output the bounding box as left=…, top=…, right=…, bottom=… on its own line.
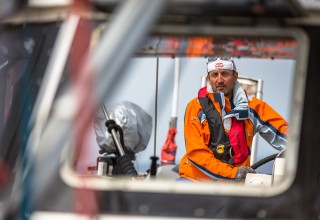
left=178, top=57, right=288, bottom=181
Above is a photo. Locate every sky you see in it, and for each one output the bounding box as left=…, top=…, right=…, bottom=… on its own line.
left=78, top=57, right=296, bottom=175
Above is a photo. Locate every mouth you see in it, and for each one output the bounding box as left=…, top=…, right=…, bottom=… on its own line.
left=216, top=85, right=226, bottom=91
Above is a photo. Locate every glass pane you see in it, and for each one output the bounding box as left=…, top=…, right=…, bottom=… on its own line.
left=62, top=25, right=306, bottom=197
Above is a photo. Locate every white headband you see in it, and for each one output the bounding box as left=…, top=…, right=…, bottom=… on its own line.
left=207, top=58, right=236, bottom=73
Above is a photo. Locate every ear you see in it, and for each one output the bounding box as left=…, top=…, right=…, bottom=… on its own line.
left=233, top=71, right=238, bottom=80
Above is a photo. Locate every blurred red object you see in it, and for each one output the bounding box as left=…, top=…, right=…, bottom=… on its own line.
left=161, top=128, right=178, bottom=165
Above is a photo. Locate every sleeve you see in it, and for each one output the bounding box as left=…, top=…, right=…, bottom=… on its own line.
left=184, top=99, right=238, bottom=179
left=249, top=97, right=288, bottom=151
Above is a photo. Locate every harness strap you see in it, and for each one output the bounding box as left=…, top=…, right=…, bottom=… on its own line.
left=198, top=87, right=248, bottom=165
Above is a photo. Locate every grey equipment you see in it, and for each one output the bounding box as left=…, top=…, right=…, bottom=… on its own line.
left=94, top=101, right=152, bottom=176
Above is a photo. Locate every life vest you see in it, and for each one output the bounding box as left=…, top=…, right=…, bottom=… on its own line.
left=198, top=87, right=249, bottom=165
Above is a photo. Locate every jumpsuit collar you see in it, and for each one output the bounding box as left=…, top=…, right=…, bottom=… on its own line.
left=207, top=81, right=249, bottom=120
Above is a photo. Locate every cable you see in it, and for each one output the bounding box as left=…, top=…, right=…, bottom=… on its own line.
left=250, top=153, right=278, bottom=170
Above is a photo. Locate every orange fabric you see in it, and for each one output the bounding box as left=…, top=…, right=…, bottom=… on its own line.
left=186, top=37, right=214, bottom=57
left=179, top=93, right=287, bottom=181
left=249, top=97, right=288, bottom=135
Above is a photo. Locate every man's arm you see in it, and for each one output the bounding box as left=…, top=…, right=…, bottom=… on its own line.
left=249, top=97, right=288, bottom=151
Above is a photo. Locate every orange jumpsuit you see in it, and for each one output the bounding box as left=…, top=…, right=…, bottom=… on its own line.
left=179, top=91, right=288, bottom=181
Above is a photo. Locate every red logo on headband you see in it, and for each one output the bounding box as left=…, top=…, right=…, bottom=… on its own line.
left=215, top=62, right=224, bottom=68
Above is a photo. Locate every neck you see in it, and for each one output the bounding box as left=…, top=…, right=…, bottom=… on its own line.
left=225, top=91, right=233, bottom=100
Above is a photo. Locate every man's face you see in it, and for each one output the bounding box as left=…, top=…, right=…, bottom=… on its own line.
left=207, top=69, right=238, bottom=99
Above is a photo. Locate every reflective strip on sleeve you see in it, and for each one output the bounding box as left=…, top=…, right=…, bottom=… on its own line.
left=188, top=158, right=234, bottom=181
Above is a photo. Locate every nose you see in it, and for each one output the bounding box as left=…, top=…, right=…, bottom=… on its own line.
left=216, top=73, right=224, bottom=82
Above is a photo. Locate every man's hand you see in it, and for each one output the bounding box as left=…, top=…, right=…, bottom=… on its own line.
left=235, top=166, right=256, bottom=181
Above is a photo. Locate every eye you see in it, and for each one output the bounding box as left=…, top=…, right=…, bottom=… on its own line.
left=221, top=72, right=228, bottom=77
left=210, top=72, right=218, bottom=78
left=221, top=71, right=232, bottom=78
